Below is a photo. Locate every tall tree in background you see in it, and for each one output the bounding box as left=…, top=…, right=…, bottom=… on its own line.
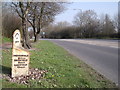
left=27, top=2, right=37, bottom=42
left=2, top=2, right=21, bottom=38
left=74, top=10, right=99, bottom=38
left=27, top=2, right=63, bottom=42
left=12, top=2, right=32, bottom=49
left=101, top=14, right=115, bottom=37
left=113, top=14, right=118, bottom=32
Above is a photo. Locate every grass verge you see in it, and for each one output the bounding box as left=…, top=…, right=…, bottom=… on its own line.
left=2, top=40, right=117, bottom=88
left=2, top=37, right=12, bottom=43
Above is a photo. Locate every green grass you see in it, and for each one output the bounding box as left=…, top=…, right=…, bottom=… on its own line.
left=2, top=37, right=12, bottom=43
left=2, top=40, right=117, bottom=88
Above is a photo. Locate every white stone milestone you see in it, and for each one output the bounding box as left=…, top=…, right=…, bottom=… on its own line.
left=13, top=30, right=21, bottom=48
left=12, top=30, right=30, bottom=77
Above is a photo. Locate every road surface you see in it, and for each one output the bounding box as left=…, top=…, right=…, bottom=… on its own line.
left=49, top=39, right=118, bottom=85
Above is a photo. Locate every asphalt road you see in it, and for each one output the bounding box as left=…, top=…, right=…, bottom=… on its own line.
left=49, top=39, right=118, bottom=85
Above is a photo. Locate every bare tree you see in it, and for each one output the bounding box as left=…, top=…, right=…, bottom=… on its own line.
left=27, top=2, right=37, bottom=42
left=102, top=14, right=115, bottom=37
left=27, top=2, right=64, bottom=42
left=2, top=2, right=21, bottom=38
left=113, top=13, right=118, bottom=32
left=12, top=2, right=32, bottom=49
left=28, top=29, right=34, bottom=39
left=73, top=10, right=99, bottom=38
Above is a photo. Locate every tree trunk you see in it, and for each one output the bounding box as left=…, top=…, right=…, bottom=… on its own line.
left=22, top=18, right=31, bottom=49
left=34, top=18, right=41, bottom=42
left=33, top=26, right=37, bottom=42
left=34, top=33, right=40, bottom=42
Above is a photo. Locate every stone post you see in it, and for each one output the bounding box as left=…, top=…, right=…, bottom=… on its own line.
left=12, top=30, right=30, bottom=77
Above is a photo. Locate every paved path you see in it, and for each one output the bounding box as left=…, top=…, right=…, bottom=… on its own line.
left=49, top=39, right=118, bottom=85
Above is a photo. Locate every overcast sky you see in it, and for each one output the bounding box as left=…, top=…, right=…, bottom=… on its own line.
left=54, top=2, right=118, bottom=24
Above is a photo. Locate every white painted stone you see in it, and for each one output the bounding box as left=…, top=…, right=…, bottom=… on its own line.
left=13, top=30, right=21, bottom=48
left=12, top=30, right=30, bottom=77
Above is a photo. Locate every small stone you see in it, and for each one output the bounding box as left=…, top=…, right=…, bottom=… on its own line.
left=41, top=71, right=43, bottom=74
left=39, top=80, right=41, bottom=82
left=43, top=70, right=46, bottom=73
left=26, top=76, right=29, bottom=79
left=32, top=77, right=34, bottom=80
left=35, top=68, right=38, bottom=71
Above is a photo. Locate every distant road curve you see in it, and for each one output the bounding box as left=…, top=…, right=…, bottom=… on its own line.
left=58, top=39, right=118, bottom=48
